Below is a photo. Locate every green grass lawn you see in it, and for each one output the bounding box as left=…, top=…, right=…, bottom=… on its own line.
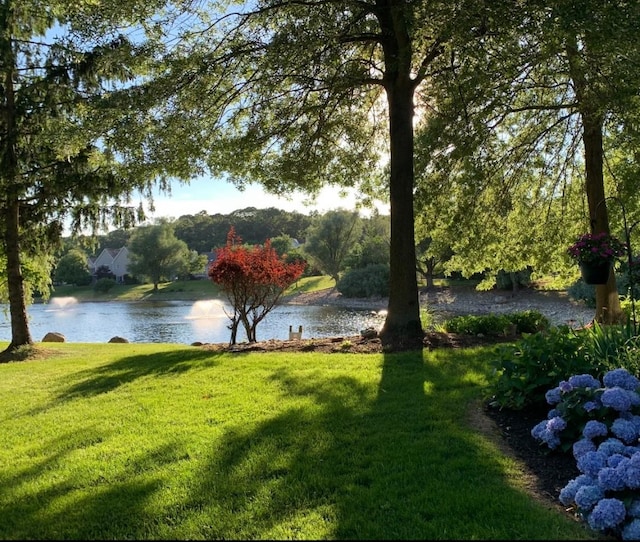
left=0, top=342, right=596, bottom=540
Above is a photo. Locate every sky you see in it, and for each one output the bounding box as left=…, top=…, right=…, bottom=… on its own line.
left=141, top=176, right=390, bottom=221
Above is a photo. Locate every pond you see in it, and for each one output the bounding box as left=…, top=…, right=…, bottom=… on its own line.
left=0, top=298, right=387, bottom=345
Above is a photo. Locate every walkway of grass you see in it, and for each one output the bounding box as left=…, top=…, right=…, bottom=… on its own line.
left=0, top=342, right=595, bottom=540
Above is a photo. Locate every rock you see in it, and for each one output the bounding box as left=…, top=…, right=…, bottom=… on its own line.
left=42, top=332, right=65, bottom=343
left=108, top=336, right=129, bottom=343
left=361, top=327, right=378, bottom=339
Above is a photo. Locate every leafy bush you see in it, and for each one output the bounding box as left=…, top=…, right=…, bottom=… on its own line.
left=531, top=368, right=640, bottom=540
left=443, top=310, right=549, bottom=337
left=567, top=280, right=597, bottom=307
left=489, top=326, right=604, bottom=410
left=94, top=278, right=116, bottom=293
left=337, top=264, right=389, bottom=298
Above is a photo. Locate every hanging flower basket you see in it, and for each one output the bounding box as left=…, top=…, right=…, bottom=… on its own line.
left=567, top=232, right=626, bottom=285
left=579, top=260, right=612, bottom=285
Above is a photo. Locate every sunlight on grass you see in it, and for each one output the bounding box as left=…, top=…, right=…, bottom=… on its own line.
left=0, top=342, right=596, bottom=540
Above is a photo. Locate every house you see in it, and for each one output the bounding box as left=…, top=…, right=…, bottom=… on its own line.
left=92, top=247, right=130, bottom=283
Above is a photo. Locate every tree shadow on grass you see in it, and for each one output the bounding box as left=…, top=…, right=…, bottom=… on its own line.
left=172, top=348, right=590, bottom=540
left=52, top=347, right=222, bottom=403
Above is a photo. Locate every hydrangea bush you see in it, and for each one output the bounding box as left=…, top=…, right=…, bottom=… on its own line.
left=532, top=368, right=640, bottom=539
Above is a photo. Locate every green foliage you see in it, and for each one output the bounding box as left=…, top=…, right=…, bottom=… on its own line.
left=489, top=327, right=601, bottom=410
left=127, top=220, right=192, bottom=289
left=336, top=264, right=389, bottom=298
left=94, top=278, right=116, bottom=293
left=444, top=311, right=549, bottom=337
left=567, top=280, right=597, bottom=307
left=304, top=210, right=363, bottom=283
left=54, top=249, right=92, bottom=286
left=584, top=320, right=639, bottom=370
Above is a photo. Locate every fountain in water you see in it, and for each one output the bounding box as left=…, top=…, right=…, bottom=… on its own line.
left=186, top=299, right=227, bottom=320
left=47, top=297, right=79, bottom=311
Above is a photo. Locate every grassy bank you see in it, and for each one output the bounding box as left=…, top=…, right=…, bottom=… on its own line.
left=45, top=275, right=337, bottom=303
left=0, top=342, right=595, bottom=540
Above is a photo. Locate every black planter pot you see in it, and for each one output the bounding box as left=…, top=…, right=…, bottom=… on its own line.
left=579, top=261, right=612, bottom=285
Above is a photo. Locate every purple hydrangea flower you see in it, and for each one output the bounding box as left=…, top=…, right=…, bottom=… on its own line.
left=603, top=368, right=640, bottom=391
left=623, top=519, right=640, bottom=541
left=545, top=387, right=562, bottom=405
left=602, top=387, right=633, bottom=412
left=583, top=420, right=609, bottom=440
left=612, top=418, right=639, bottom=444
left=573, top=438, right=597, bottom=460
left=587, top=498, right=626, bottom=531
left=578, top=451, right=608, bottom=477
left=575, top=485, right=605, bottom=511
left=597, top=467, right=626, bottom=491
left=569, top=374, right=601, bottom=389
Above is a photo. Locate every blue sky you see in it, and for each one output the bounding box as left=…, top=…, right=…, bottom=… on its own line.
left=143, top=176, right=389, bottom=220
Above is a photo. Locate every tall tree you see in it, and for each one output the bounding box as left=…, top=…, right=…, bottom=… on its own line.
left=415, top=0, right=640, bottom=323
left=122, top=0, right=501, bottom=348
left=303, top=210, right=363, bottom=284
left=0, top=1, right=162, bottom=355
left=127, top=220, right=195, bottom=290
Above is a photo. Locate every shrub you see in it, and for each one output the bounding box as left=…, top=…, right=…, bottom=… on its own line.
left=444, top=310, right=549, bottom=337
left=488, top=326, right=603, bottom=410
left=531, top=368, right=640, bottom=540
left=336, top=264, right=389, bottom=298
left=94, top=278, right=116, bottom=293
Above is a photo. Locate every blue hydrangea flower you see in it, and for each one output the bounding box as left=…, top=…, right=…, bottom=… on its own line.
left=531, top=420, right=547, bottom=441
left=559, top=380, right=573, bottom=393
left=602, top=387, right=633, bottom=412
left=612, top=418, right=639, bottom=445
left=630, top=452, right=640, bottom=468
left=583, top=420, right=609, bottom=440
left=545, top=386, right=562, bottom=405
left=599, top=438, right=627, bottom=457
left=603, top=368, right=640, bottom=391
left=547, top=408, right=560, bottom=419
left=574, top=438, right=597, bottom=460
left=584, top=400, right=601, bottom=413
left=578, top=451, right=608, bottom=477
left=628, top=499, right=640, bottom=518
left=607, top=453, right=627, bottom=468
left=623, top=519, right=640, bottom=541
left=569, top=374, right=601, bottom=389
left=598, top=467, right=626, bottom=491
left=587, top=498, right=626, bottom=531
left=622, top=466, right=640, bottom=489
left=559, top=475, right=596, bottom=506
left=575, top=484, right=605, bottom=511
left=547, top=416, right=567, bottom=433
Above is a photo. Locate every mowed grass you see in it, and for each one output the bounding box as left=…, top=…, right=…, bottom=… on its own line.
left=0, top=342, right=595, bottom=540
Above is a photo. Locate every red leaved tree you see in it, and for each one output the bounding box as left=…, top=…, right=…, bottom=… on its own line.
left=208, top=227, right=306, bottom=344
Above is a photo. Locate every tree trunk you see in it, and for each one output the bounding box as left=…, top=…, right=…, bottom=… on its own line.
left=583, top=114, right=623, bottom=324
left=4, top=197, right=33, bottom=352
left=1, top=27, right=33, bottom=354
left=566, top=36, right=623, bottom=324
left=379, top=77, right=423, bottom=348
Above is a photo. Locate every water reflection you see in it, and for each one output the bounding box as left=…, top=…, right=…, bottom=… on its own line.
left=3, top=299, right=386, bottom=345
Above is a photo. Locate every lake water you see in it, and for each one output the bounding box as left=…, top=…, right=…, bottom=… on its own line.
left=1, top=298, right=387, bottom=345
